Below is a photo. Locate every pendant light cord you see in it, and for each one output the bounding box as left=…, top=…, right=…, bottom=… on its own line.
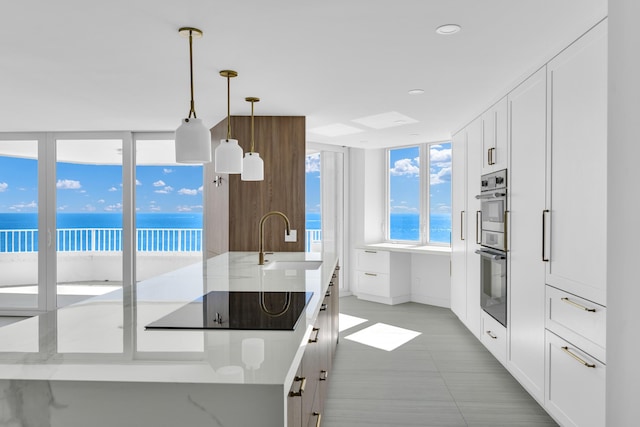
left=226, top=75, right=232, bottom=140
left=188, top=30, right=197, bottom=119
left=250, top=100, right=255, bottom=153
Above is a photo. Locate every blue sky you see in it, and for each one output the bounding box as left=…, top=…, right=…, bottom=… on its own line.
left=0, top=156, right=203, bottom=214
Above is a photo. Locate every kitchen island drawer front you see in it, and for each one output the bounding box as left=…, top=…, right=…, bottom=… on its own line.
left=355, top=271, right=391, bottom=298
left=355, top=249, right=390, bottom=274
left=480, top=311, right=507, bottom=365
left=545, top=331, right=605, bottom=427
left=546, top=286, right=606, bottom=358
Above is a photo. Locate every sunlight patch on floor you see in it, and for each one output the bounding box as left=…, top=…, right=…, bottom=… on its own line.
left=344, top=322, right=421, bottom=351
left=338, top=313, right=368, bottom=332
left=0, top=285, right=120, bottom=295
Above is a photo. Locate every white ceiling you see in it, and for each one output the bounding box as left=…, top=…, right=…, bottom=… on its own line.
left=0, top=0, right=607, bottom=149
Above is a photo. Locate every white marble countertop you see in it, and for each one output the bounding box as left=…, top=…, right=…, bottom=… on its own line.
left=359, top=242, right=451, bottom=255
left=0, top=251, right=338, bottom=388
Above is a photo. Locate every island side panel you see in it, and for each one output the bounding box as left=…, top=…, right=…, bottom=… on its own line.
left=0, top=380, right=284, bottom=427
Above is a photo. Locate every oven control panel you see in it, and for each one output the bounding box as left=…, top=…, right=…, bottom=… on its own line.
left=480, top=169, right=507, bottom=191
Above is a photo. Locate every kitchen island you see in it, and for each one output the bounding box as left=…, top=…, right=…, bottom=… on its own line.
left=0, top=251, right=339, bottom=427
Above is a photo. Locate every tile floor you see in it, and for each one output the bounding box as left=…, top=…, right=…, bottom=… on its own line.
left=323, top=296, right=558, bottom=426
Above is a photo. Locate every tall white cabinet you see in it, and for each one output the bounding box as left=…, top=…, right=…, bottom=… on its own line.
left=507, top=66, right=547, bottom=403
left=545, top=20, right=608, bottom=306
left=451, top=116, right=482, bottom=339
left=481, top=97, right=509, bottom=174
left=450, top=131, right=467, bottom=320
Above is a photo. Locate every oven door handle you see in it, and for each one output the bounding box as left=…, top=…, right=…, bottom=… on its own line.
left=475, top=192, right=506, bottom=200
left=474, top=249, right=506, bottom=260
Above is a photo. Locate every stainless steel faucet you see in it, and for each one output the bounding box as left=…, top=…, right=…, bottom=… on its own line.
left=258, top=211, right=291, bottom=265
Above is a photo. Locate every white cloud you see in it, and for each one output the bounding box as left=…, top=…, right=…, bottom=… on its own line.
left=198, top=186, right=203, bottom=193
left=153, top=180, right=166, bottom=187
left=0, top=182, right=8, bottom=192
left=108, top=187, right=118, bottom=192
left=83, top=204, right=96, bottom=212
left=163, top=168, right=174, bottom=174
left=97, top=199, right=105, bottom=204
left=177, top=205, right=192, bottom=212
left=154, top=186, right=173, bottom=194
left=104, top=203, right=123, bottom=212
left=58, top=205, right=67, bottom=211
left=306, top=153, right=320, bottom=173
left=8, top=201, right=37, bottom=211
left=178, top=188, right=198, bottom=196
left=136, top=179, right=142, bottom=186
left=390, top=205, right=419, bottom=213
left=150, top=206, right=161, bottom=211
left=430, top=147, right=452, bottom=163
left=430, top=166, right=452, bottom=185
left=390, top=158, right=419, bottom=176
left=56, top=179, right=81, bottom=190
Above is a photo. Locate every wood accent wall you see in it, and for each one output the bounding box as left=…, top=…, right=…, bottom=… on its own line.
left=205, top=116, right=305, bottom=255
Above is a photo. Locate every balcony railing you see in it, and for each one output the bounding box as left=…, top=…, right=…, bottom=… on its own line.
left=0, top=228, right=322, bottom=253
left=0, top=228, right=202, bottom=253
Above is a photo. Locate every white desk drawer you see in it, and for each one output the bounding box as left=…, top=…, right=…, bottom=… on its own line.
left=545, top=330, right=605, bottom=427
left=355, top=271, right=390, bottom=298
left=546, top=286, right=606, bottom=359
left=355, top=249, right=390, bottom=274
left=480, top=311, right=507, bottom=365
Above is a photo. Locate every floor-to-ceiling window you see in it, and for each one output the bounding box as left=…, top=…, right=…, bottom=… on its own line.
left=0, top=138, right=40, bottom=311
left=305, top=151, right=321, bottom=252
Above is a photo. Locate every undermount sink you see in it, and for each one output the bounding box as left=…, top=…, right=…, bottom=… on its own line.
left=262, top=260, right=323, bottom=271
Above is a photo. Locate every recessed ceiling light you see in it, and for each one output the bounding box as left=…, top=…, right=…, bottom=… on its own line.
left=436, top=24, right=461, bottom=35
left=408, top=89, right=425, bottom=95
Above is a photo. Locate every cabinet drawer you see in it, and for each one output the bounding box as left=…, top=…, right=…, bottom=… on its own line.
left=355, top=271, right=390, bottom=298
left=546, top=286, right=606, bottom=360
left=545, top=331, right=605, bottom=427
left=480, top=311, right=507, bottom=364
left=355, top=249, right=390, bottom=274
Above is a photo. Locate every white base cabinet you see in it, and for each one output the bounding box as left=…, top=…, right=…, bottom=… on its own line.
left=545, top=331, right=605, bottom=427
left=480, top=311, right=507, bottom=365
left=354, top=249, right=410, bottom=305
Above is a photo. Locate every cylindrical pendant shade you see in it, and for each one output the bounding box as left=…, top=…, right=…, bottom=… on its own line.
left=215, top=139, right=243, bottom=174
left=175, top=118, right=212, bottom=164
left=241, top=152, right=264, bottom=181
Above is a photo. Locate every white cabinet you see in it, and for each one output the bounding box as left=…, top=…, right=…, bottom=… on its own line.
left=545, top=331, right=605, bottom=427
left=450, top=117, right=481, bottom=338
left=506, top=66, right=547, bottom=402
left=481, top=96, right=508, bottom=174
left=450, top=130, right=467, bottom=319
left=545, top=286, right=606, bottom=362
left=545, top=19, right=608, bottom=306
left=464, top=117, right=482, bottom=338
left=480, top=311, right=507, bottom=365
left=354, top=249, right=410, bottom=305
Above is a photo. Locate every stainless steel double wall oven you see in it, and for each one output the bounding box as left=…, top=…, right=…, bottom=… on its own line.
left=475, top=169, right=508, bottom=327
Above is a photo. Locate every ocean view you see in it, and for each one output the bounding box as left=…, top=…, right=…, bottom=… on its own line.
left=390, top=213, right=451, bottom=244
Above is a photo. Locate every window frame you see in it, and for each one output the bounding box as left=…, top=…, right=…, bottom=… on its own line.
left=386, top=141, right=451, bottom=247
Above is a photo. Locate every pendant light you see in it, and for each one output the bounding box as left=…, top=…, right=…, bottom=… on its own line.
left=214, top=70, right=243, bottom=174
left=175, top=27, right=212, bottom=164
left=241, top=97, right=264, bottom=181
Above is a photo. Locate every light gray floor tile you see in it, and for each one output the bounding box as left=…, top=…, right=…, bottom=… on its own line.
left=322, top=296, right=558, bottom=427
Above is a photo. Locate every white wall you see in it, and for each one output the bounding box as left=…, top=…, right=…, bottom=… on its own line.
left=606, top=0, right=640, bottom=424
left=349, top=148, right=385, bottom=245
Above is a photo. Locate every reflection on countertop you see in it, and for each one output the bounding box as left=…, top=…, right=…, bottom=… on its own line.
left=0, top=251, right=337, bottom=386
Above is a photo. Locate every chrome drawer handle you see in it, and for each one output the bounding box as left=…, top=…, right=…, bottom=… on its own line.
left=364, top=272, right=377, bottom=277
left=364, top=250, right=377, bottom=253
left=561, top=346, right=596, bottom=368
left=561, top=297, right=596, bottom=312
left=486, top=331, right=498, bottom=339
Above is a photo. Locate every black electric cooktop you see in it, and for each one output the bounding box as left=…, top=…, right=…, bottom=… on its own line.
left=145, top=291, right=313, bottom=331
